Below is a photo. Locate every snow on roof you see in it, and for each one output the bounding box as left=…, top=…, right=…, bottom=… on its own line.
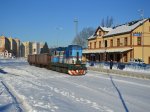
left=100, top=27, right=112, bottom=32
left=104, top=19, right=148, bottom=37
left=88, top=26, right=112, bottom=40
left=88, top=35, right=96, bottom=40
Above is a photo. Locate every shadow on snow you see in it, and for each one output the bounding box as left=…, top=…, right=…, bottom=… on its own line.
left=0, top=103, right=15, bottom=112
left=0, top=69, right=7, bottom=74
left=109, top=75, right=129, bottom=112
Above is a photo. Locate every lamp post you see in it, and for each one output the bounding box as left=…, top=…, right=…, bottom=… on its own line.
left=138, top=9, right=144, bottom=62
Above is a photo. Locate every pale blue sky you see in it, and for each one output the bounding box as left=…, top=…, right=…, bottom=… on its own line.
left=0, top=0, right=150, bottom=47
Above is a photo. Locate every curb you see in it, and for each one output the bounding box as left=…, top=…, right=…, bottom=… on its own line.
left=88, top=67, right=150, bottom=79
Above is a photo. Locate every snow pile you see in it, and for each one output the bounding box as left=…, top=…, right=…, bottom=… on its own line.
left=87, top=62, right=150, bottom=74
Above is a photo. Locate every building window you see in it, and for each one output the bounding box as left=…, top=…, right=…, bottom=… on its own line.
left=33, top=49, right=36, bottom=52
left=90, top=42, right=92, bottom=49
left=110, top=39, right=113, bottom=47
left=99, top=31, right=101, bottom=36
left=105, top=40, right=107, bottom=47
left=124, top=37, right=128, bottom=46
left=137, top=37, right=141, bottom=45
left=149, top=26, right=150, bottom=32
left=117, top=38, right=120, bottom=46
left=99, top=41, right=101, bottom=48
left=94, top=42, right=96, bottom=48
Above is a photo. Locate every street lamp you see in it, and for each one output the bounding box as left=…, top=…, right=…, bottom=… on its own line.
left=138, top=9, right=144, bottom=62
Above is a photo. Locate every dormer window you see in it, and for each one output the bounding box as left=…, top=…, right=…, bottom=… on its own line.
left=90, top=42, right=92, bottom=49
left=99, top=31, right=102, bottom=36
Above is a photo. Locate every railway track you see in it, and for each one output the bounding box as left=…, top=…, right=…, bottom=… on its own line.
left=0, top=80, right=23, bottom=112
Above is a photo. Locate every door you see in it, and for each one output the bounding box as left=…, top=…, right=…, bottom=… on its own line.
left=116, top=54, right=121, bottom=62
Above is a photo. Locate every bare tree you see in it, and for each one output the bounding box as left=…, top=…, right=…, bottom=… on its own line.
left=101, top=18, right=105, bottom=27
left=72, top=27, right=95, bottom=48
left=101, top=16, right=114, bottom=27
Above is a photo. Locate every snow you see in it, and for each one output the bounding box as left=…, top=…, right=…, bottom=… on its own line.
left=0, top=59, right=150, bottom=112
left=87, top=62, right=150, bottom=74
left=104, top=19, right=147, bottom=37
left=100, top=27, right=112, bottom=32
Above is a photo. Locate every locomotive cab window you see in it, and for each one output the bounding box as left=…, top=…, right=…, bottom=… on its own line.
left=76, top=52, right=79, bottom=62
left=70, top=51, right=72, bottom=55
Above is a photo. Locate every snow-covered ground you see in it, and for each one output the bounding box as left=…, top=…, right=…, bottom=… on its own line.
left=86, top=62, right=150, bottom=74
left=0, top=59, right=150, bottom=112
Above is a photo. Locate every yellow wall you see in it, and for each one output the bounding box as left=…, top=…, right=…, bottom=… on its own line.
left=132, top=19, right=150, bottom=63
left=87, top=19, right=150, bottom=63
left=144, top=47, right=150, bottom=63
left=88, top=28, right=105, bottom=49
left=133, top=20, right=150, bottom=45
left=103, top=33, right=131, bottom=47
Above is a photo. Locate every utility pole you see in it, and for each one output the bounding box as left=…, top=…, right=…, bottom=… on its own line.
left=74, top=18, right=78, bottom=36
left=138, top=9, right=144, bottom=62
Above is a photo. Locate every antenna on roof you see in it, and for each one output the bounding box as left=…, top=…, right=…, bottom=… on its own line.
left=74, top=18, right=78, bottom=37
left=138, top=9, right=144, bottom=20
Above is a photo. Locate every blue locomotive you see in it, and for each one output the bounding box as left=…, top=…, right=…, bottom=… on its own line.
left=28, top=45, right=87, bottom=75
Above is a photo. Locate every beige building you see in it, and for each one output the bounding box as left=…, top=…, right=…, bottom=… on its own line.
left=21, top=42, right=44, bottom=57
left=8, top=37, right=17, bottom=56
left=0, top=36, right=10, bottom=52
left=14, top=38, right=21, bottom=57
left=21, top=42, right=32, bottom=58
left=83, top=18, right=150, bottom=64
left=32, top=42, right=44, bottom=54
left=0, top=36, right=21, bottom=58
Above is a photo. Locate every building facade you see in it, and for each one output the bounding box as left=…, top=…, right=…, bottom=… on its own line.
left=83, top=18, right=150, bottom=64
left=21, top=42, right=32, bottom=58
left=0, top=36, right=44, bottom=58
left=32, top=42, right=43, bottom=54
left=0, top=36, right=21, bottom=58
left=0, top=36, right=10, bottom=52
left=14, top=38, right=21, bottom=57
left=8, top=37, right=17, bottom=56
left=21, top=42, right=44, bottom=57
left=0, top=36, right=12, bottom=58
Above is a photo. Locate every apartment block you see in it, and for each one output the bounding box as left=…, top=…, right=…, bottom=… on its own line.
left=21, top=42, right=44, bottom=57
left=8, top=37, right=17, bottom=56
left=14, top=38, right=21, bottom=57
left=0, top=36, right=10, bottom=52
